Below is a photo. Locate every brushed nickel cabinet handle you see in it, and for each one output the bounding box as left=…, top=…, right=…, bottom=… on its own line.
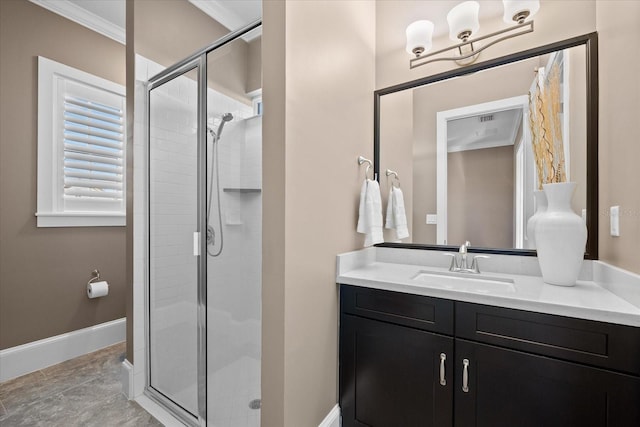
left=439, top=353, right=446, bottom=386
left=462, top=358, right=470, bottom=393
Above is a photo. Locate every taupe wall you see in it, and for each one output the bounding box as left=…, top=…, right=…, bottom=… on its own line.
left=262, top=1, right=375, bottom=425
left=133, top=0, right=228, bottom=69
left=0, top=0, right=126, bottom=350
left=247, top=38, right=263, bottom=94
left=448, top=146, right=515, bottom=248
left=261, top=2, right=286, bottom=425
left=596, top=1, right=640, bottom=274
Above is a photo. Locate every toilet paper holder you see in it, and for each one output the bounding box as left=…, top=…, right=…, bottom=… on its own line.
left=87, top=269, right=109, bottom=299
left=88, top=269, right=102, bottom=285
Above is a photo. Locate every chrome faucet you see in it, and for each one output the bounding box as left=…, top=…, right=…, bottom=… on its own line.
left=444, top=241, right=489, bottom=274
left=459, top=241, right=470, bottom=269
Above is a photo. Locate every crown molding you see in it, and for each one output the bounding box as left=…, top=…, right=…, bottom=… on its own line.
left=29, top=0, right=125, bottom=45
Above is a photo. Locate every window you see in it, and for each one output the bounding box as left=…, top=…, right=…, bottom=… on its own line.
left=36, top=56, right=126, bottom=227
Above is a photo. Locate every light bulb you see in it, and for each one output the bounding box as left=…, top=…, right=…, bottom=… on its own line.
left=406, top=20, right=434, bottom=57
left=447, top=1, right=480, bottom=41
left=503, top=0, right=540, bottom=24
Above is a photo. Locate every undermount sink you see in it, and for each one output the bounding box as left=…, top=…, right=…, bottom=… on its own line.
left=411, top=269, right=516, bottom=294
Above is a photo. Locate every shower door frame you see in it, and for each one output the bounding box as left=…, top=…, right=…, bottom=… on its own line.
left=144, top=19, right=262, bottom=427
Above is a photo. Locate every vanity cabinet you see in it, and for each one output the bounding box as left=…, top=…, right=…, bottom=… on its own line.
left=339, top=285, right=640, bottom=427
left=340, top=286, right=455, bottom=426
left=340, top=315, right=453, bottom=426
left=454, top=339, right=640, bottom=426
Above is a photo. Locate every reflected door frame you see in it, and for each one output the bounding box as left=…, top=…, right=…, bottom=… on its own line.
left=435, top=95, right=530, bottom=245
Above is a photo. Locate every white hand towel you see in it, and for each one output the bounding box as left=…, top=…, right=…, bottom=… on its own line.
left=385, top=187, right=395, bottom=230
left=357, top=180, right=368, bottom=234
left=385, top=186, right=409, bottom=240
left=357, top=179, right=384, bottom=247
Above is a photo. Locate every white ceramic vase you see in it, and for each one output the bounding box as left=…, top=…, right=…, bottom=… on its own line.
left=526, top=190, right=547, bottom=249
left=535, top=182, right=587, bottom=286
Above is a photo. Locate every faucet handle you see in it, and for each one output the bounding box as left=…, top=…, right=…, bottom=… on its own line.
left=470, top=255, right=490, bottom=273
left=443, top=253, right=458, bottom=271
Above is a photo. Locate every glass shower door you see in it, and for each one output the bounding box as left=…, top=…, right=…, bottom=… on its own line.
left=148, top=64, right=201, bottom=421
left=205, top=25, right=262, bottom=427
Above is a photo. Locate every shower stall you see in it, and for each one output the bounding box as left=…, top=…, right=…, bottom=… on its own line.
left=144, top=21, right=262, bottom=426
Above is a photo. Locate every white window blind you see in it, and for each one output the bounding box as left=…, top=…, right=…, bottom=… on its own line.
left=62, top=96, right=124, bottom=202
left=37, top=56, right=126, bottom=227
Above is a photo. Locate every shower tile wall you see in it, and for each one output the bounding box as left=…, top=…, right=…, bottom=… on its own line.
left=133, top=55, right=262, bottom=427
left=207, top=100, right=262, bottom=426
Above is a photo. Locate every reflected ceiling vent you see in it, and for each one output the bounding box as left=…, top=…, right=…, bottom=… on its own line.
left=479, top=114, right=494, bottom=122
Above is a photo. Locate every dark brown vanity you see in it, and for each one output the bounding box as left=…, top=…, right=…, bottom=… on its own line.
left=339, top=284, right=640, bottom=427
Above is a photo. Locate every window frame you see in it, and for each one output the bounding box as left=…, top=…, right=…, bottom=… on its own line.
left=36, top=56, right=126, bottom=227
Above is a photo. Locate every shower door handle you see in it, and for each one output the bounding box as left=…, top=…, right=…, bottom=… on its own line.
left=193, top=232, right=201, bottom=256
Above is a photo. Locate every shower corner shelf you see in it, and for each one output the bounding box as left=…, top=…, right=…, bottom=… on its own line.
left=223, top=188, right=262, bottom=193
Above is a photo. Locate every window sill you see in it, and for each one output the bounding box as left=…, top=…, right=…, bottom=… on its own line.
left=35, top=212, right=126, bottom=227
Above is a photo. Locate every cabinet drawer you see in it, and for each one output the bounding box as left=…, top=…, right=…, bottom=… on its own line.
left=340, top=285, right=454, bottom=335
left=456, top=302, right=640, bottom=375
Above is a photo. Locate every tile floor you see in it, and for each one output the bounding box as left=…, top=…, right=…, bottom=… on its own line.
left=0, top=342, right=162, bottom=427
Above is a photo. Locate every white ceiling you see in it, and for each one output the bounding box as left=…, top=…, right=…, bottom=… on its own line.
left=66, top=0, right=125, bottom=28
left=28, top=0, right=262, bottom=44
left=447, top=108, right=523, bottom=153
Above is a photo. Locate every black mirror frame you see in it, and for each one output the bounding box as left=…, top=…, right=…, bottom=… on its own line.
left=374, top=32, right=598, bottom=259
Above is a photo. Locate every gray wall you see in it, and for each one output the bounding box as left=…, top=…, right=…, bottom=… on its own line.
left=0, top=0, right=126, bottom=350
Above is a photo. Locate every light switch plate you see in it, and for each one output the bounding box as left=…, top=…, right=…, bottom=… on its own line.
left=610, top=206, right=620, bottom=237
left=426, top=214, right=438, bottom=225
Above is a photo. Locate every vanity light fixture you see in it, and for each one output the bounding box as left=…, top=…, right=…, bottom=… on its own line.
left=407, top=0, right=539, bottom=69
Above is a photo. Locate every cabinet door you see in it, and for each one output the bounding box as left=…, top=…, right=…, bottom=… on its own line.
left=455, top=339, right=640, bottom=427
left=340, top=314, right=454, bottom=427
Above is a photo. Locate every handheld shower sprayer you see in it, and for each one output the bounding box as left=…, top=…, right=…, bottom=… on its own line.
left=208, top=112, right=234, bottom=141
left=206, top=112, right=234, bottom=257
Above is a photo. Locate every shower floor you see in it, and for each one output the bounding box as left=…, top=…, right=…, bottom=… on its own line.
left=170, top=355, right=260, bottom=427
left=208, top=355, right=261, bottom=427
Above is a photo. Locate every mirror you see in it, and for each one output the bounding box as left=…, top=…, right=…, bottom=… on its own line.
left=375, top=33, right=598, bottom=258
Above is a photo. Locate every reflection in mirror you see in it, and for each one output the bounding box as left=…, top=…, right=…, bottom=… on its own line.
left=379, top=43, right=589, bottom=252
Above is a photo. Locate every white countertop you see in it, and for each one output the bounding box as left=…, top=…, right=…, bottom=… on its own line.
left=336, top=247, right=640, bottom=327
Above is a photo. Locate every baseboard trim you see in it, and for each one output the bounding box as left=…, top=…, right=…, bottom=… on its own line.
left=121, top=359, right=134, bottom=399
left=0, top=318, right=126, bottom=382
left=319, top=404, right=341, bottom=427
